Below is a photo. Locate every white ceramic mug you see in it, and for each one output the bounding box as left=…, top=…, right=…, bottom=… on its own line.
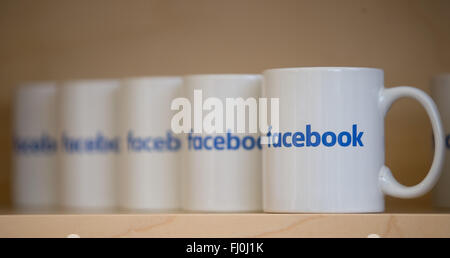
left=263, top=67, right=445, bottom=213
left=58, top=79, right=120, bottom=211
left=431, top=73, right=450, bottom=208
left=12, top=82, right=58, bottom=210
left=182, top=74, right=262, bottom=212
left=118, top=77, right=183, bottom=211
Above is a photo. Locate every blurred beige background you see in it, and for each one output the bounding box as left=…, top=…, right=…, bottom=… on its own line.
left=0, top=0, right=449, bottom=209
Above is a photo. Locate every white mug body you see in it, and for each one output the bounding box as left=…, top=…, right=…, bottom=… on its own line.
left=58, top=79, right=120, bottom=211
left=263, top=68, right=384, bottom=213
left=431, top=74, right=450, bottom=208
left=13, top=82, right=58, bottom=210
left=182, top=75, right=262, bottom=212
left=118, top=77, right=182, bottom=212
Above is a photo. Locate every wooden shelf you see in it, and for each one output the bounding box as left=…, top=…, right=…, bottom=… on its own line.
left=1, top=210, right=450, bottom=238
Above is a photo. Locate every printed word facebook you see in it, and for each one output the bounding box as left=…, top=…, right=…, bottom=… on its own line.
left=62, top=132, right=119, bottom=153
left=127, top=131, right=181, bottom=152
left=188, top=131, right=262, bottom=151
left=14, top=134, right=57, bottom=154
left=266, top=124, right=364, bottom=148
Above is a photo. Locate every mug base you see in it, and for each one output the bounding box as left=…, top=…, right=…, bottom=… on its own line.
left=118, top=207, right=181, bottom=213
left=263, top=207, right=384, bottom=213
left=60, top=205, right=117, bottom=214
left=12, top=205, right=59, bottom=214
left=182, top=208, right=263, bottom=213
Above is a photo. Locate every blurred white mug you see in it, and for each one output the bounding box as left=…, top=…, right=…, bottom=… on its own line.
left=118, top=77, right=182, bottom=211
left=13, top=82, right=58, bottom=210
left=182, top=74, right=262, bottom=212
left=431, top=73, right=450, bottom=208
left=58, top=79, right=120, bottom=211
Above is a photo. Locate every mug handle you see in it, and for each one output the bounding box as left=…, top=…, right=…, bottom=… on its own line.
left=378, top=86, right=445, bottom=198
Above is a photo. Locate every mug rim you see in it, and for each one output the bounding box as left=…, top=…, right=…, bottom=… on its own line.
left=122, top=76, right=182, bottom=85
left=123, top=75, right=181, bottom=81
left=16, top=81, right=56, bottom=91
left=263, top=66, right=383, bottom=74
left=184, top=74, right=262, bottom=80
left=61, top=78, right=120, bottom=88
left=432, top=73, right=450, bottom=81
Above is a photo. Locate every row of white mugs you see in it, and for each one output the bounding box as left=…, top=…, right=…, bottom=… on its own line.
left=13, top=67, right=450, bottom=213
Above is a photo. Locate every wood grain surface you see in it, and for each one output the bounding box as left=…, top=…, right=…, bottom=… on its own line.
left=0, top=213, right=449, bottom=238
left=0, top=0, right=449, bottom=208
